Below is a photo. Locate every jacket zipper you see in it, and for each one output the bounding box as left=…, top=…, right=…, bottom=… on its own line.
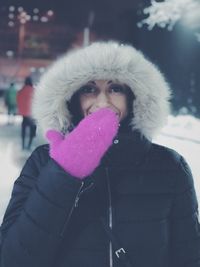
left=106, top=167, right=113, bottom=267
left=74, top=182, right=94, bottom=208
left=60, top=181, right=84, bottom=237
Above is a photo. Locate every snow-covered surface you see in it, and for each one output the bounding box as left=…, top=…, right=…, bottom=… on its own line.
left=0, top=113, right=200, bottom=224
left=154, top=115, right=200, bottom=201
left=154, top=115, right=200, bottom=202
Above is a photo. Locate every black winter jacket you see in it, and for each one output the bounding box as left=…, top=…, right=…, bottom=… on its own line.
left=0, top=132, right=200, bottom=267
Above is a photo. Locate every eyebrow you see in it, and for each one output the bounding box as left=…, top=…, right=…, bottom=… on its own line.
left=89, top=81, right=96, bottom=85
left=88, top=80, right=113, bottom=85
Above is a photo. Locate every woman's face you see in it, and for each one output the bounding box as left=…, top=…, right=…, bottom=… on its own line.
left=79, top=80, right=128, bottom=122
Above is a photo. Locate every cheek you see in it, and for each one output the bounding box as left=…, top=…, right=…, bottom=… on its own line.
left=79, top=97, right=92, bottom=116
left=112, top=95, right=128, bottom=118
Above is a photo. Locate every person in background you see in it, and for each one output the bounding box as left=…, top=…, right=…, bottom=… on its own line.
left=4, top=82, right=17, bottom=125
left=0, top=42, right=199, bottom=267
left=17, top=76, right=36, bottom=150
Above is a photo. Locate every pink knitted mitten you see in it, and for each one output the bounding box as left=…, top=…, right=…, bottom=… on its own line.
left=46, top=108, right=119, bottom=179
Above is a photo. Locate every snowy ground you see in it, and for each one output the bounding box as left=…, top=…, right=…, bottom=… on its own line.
left=154, top=114, right=200, bottom=202
left=0, top=114, right=43, bottom=223
left=0, top=113, right=200, bottom=224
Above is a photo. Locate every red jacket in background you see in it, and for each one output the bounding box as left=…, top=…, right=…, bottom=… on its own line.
left=17, top=85, right=34, bottom=116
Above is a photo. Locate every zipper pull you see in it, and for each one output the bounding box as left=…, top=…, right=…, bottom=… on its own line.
left=74, top=196, right=80, bottom=208
left=74, top=181, right=84, bottom=208
left=74, top=181, right=94, bottom=208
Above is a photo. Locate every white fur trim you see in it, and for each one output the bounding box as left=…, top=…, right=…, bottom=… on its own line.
left=32, top=41, right=171, bottom=140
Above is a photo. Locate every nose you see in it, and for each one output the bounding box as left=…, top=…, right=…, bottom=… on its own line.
left=94, top=92, right=110, bottom=109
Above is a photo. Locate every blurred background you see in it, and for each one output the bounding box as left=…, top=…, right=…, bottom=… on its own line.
left=0, top=0, right=200, bottom=222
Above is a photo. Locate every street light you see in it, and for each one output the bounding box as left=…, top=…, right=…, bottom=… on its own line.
left=83, top=11, right=95, bottom=47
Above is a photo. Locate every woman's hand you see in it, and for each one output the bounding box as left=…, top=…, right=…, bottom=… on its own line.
left=46, top=108, right=119, bottom=179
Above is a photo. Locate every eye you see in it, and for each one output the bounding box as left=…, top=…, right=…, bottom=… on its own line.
left=79, top=85, right=96, bottom=94
left=109, top=84, right=125, bottom=94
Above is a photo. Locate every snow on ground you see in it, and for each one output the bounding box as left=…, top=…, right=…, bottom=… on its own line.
left=0, top=113, right=200, bottom=224
left=154, top=115, right=200, bottom=202
left=0, top=114, right=42, bottom=223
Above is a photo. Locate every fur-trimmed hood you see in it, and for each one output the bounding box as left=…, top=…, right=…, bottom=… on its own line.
left=32, top=41, right=171, bottom=140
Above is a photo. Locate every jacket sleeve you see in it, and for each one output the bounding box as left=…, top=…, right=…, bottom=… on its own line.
left=0, top=146, right=84, bottom=267
left=170, top=156, right=200, bottom=267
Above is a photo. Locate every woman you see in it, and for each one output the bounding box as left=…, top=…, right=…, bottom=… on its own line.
left=4, top=82, right=17, bottom=125
left=0, top=42, right=199, bottom=267
left=17, top=77, right=37, bottom=150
